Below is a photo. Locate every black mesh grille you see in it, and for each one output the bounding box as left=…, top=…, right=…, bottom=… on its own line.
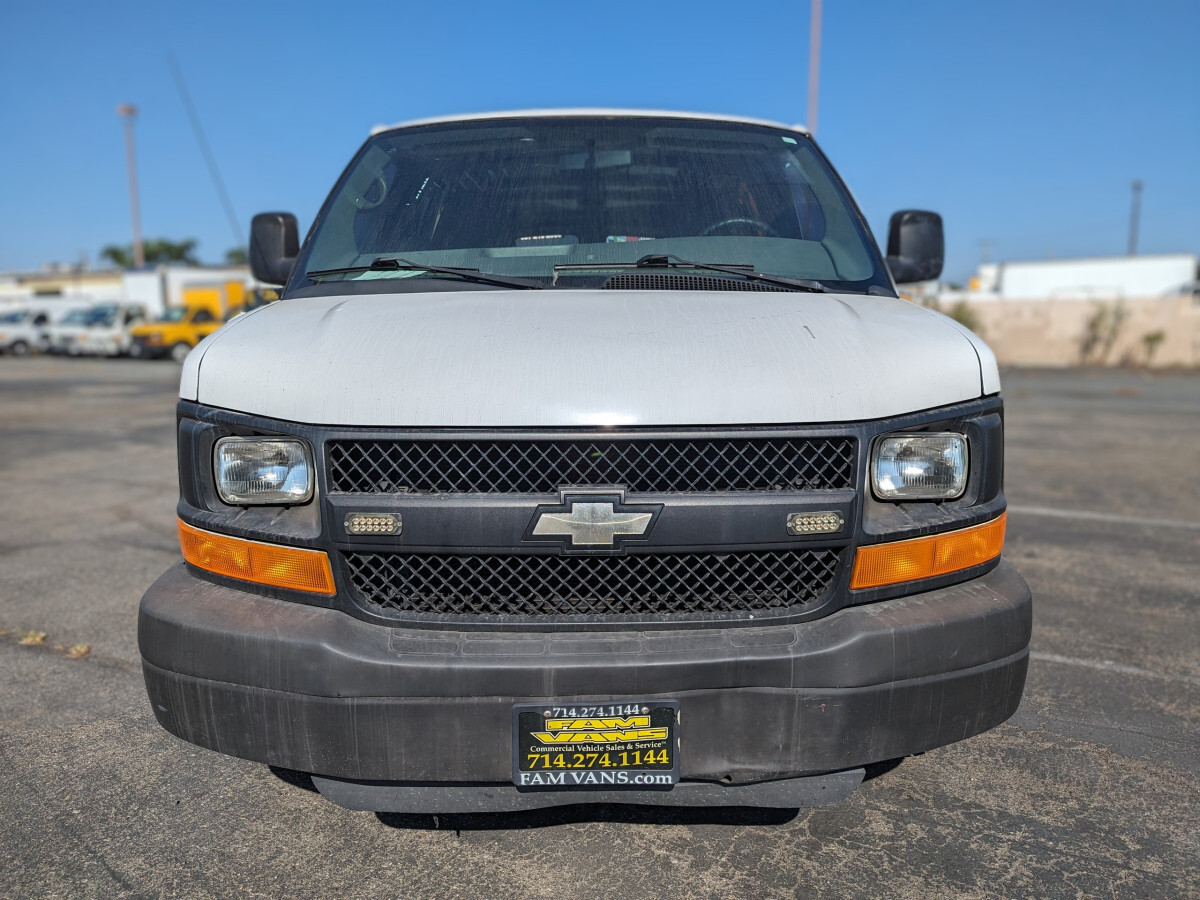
left=603, top=273, right=793, bottom=292
left=327, top=436, right=856, bottom=494
left=343, top=549, right=840, bottom=618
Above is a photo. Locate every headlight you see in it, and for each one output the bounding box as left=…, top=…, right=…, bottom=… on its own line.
left=871, top=433, right=968, bottom=500
left=215, top=437, right=313, bottom=505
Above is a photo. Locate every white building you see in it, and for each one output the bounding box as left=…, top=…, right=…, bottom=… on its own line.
left=0, top=265, right=262, bottom=318
left=968, top=253, right=1197, bottom=301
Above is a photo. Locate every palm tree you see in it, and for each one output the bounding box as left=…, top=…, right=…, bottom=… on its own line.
left=100, top=238, right=200, bottom=268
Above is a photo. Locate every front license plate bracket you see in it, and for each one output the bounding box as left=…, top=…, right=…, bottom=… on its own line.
left=512, top=700, right=680, bottom=790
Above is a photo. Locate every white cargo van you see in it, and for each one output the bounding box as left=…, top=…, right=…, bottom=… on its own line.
left=139, top=111, right=1030, bottom=812
left=0, top=301, right=93, bottom=356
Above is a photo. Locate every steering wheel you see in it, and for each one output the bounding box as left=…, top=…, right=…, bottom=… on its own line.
left=700, top=217, right=780, bottom=237
left=351, top=174, right=388, bottom=211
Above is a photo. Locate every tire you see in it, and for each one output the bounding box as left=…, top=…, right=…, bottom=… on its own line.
left=169, top=342, right=192, bottom=364
left=10, top=340, right=29, bottom=357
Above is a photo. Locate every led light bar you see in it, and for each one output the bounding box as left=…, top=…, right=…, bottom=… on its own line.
left=345, top=512, right=403, bottom=535
left=786, top=511, right=844, bottom=536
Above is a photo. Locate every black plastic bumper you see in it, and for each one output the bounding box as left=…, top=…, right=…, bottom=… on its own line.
left=308, top=768, right=869, bottom=812
left=139, top=561, right=1030, bottom=801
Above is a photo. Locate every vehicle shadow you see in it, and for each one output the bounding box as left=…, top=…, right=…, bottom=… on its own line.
left=862, top=757, right=905, bottom=782
left=269, top=765, right=320, bottom=793
left=376, top=803, right=800, bottom=831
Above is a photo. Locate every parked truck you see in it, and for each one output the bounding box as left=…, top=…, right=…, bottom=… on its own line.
left=0, top=300, right=94, bottom=356
left=128, top=282, right=246, bottom=362
left=48, top=302, right=148, bottom=356
left=139, top=110, right=1031, bottom=813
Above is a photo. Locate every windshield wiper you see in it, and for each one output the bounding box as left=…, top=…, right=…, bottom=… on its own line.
left=554, top=254, right=827, bottom=293
left=635, top=255, right=828, bottom=292
left=306, top=257, right=541, bottom=290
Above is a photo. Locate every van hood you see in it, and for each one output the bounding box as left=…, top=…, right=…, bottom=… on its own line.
left=182, top=290, right=997, bottom=426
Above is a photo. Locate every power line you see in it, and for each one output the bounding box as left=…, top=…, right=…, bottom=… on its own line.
left=167, top=52, right=245, bottom=248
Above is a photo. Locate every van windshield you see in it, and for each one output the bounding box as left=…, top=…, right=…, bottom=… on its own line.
left=297, top=116, right=890, bottom=294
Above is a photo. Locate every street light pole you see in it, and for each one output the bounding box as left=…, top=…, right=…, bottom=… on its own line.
left=807, top=0, right=822, bottom=137
left=1127, top=180, right=1143, bottom=256
left=117, top=104, right=145, bottom=269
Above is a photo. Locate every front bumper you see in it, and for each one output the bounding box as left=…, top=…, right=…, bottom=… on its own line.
left=140, top=559, right=1031, bottom=806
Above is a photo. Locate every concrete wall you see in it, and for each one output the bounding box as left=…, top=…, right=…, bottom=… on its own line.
left=956, top=294, right=1200, bottom=368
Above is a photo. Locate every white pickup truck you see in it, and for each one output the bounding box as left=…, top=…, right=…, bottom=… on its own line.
left=138, top=110, right=1031, bottom=812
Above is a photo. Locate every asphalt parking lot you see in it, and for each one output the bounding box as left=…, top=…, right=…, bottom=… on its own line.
left=1, top=357, right=1197, bottom=899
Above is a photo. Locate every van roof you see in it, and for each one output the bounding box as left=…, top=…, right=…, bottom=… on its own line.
left=370, top=109, right=809, bottom=137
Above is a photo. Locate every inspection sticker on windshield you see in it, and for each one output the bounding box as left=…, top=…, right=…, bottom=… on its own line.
left=512, top=701, right=679, bottom=789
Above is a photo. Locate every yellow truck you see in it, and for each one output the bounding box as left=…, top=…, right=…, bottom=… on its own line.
left=129, top=282, right=255, bottom=362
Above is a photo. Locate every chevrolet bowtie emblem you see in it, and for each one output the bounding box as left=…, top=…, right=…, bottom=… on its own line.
left=533, top=503, right=652, bottom=546
left=526, top=492, right=662, bottom=549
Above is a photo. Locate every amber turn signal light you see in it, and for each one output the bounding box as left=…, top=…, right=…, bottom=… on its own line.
left=850, top=513, right=1007, bottom=590
left=178, top=519, right=336, bottom=595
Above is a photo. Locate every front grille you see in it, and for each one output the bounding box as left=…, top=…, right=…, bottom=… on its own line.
left=327, top=436, right=856, bottom=494
left=343, top=548, right=841, bottom=619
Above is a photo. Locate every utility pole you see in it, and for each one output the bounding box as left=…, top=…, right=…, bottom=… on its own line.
left=807, top=0, right=822, bottom=137
left=979, top=239, right=993, bottom=265
left=1127, top=180, right=1143, bottom=256
left=117, top=104, right=145, bottom=268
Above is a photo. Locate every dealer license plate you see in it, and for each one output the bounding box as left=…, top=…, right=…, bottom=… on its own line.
left=512, top=700, right=680, bottom=789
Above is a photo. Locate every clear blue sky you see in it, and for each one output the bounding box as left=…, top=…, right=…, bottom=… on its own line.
left=1, top=0, right=1196, bottom=282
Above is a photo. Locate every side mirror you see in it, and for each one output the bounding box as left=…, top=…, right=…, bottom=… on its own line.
left=886, top=210, right=944, bottom=284
left=249, top=212, right=299, bottom=286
